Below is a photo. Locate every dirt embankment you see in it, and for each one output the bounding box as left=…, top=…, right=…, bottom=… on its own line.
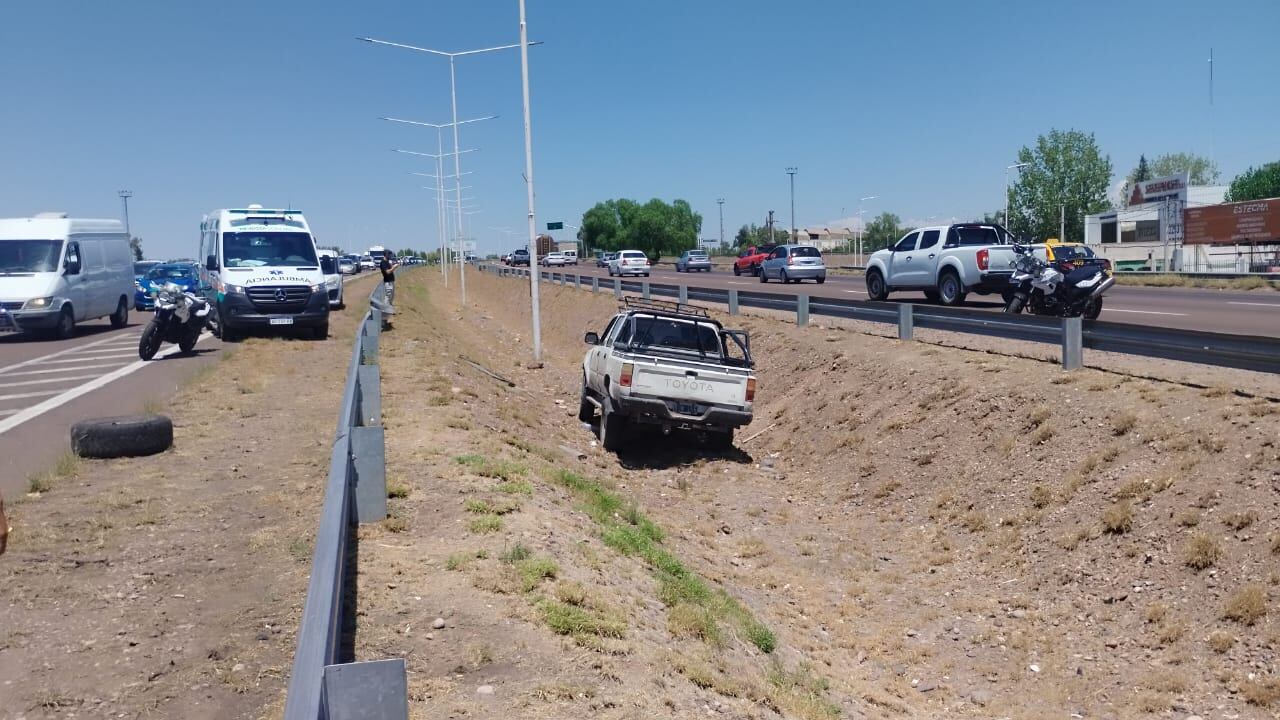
left=360, top=269, right=1279, bottom=720
left=0, top=274, right=382, bottom=719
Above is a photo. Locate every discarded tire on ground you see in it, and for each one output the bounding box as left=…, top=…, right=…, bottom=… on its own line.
left=70, top=415, right=173, bottom=459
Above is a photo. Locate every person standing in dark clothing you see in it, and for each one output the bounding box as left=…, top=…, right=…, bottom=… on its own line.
left=1, top=492, right=9, bottom=556
left=379, top=250, right=400, bottom=305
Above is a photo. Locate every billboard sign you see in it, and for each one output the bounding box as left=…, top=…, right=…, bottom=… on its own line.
left=1129, top=172, right=1188, bottom=206
left=1183, top=198, right=1280, bottom=245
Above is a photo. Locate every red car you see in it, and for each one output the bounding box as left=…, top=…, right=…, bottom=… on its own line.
left=733, top=245, right=775, bottom=276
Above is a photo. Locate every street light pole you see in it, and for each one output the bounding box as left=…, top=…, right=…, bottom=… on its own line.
left=1005, top=162, right=1029, bottom=234
left=785, top=168, right=797, bottom=240
left=394, top=146, right=479, bottom=284
left=857, top=195, right=876, bottom=265
left=118, top=190, right=133, bottom=243
left=716, top=196, right=727, bottom=245
left=360, top=35, right=542, bottom=303
left=519, top=0, right=542, bottom=364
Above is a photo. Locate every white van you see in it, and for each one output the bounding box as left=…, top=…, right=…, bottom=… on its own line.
left=0, top=213, right=133, bottom=338
left=315, top=249, right=345, bottom=309
left=199, top=205, right=329, bottom=341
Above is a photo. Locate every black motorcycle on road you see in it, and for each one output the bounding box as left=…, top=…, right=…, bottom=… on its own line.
left=138, top=282, right=211, bottom=360
left=1003, top=244, right=1114, bottom=319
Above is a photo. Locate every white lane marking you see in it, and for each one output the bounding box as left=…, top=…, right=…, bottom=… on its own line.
left=0, top=331, right=136, bottom=375
left=39, top=352, right=139, bottom=364
left=726, top=281, right=750, bottom=285
left=844, top=290, right=867, bottom=294
left=1227, top=301, right=1280, bottom=308
left=1105, top=308, right=1188, bottom=316
left=0, top=408, right=20, bottom=417
left=0, top=389, right=64, bottom=401
left=0, top=373, right=102, bottom=389
left=0, top=331, right=214, bottom=435
left=0, top=362, right=126, bottom=378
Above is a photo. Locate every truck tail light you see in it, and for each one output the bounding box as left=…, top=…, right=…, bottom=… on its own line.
left=976, top=248, right=989, bottom=271
left=619, top=363, right=634, bottom=388
left=745, top=377, right=756, bottom=402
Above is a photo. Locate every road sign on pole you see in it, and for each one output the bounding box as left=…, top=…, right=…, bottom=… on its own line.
left=546, top=221, right=563, bottom=230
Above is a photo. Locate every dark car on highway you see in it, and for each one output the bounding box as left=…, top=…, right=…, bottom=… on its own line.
left=135, top=263, right=199, bottom=311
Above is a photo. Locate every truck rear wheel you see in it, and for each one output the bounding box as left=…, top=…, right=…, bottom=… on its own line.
left=599, top=400, right=628, bottom=452
left=938, top=270, right=965, bottom=306
left=733, top=264, right=741, bottom=276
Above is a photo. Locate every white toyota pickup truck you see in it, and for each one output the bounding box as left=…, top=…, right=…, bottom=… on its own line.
left=580, top=298, right=755, bottom=451
left=864, top=223, right=1020, bottom=305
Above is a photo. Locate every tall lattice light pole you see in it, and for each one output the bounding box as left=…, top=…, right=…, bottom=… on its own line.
left=785, top=168, right=797, bottom=240
left=716, top=198, right=725, bottom=247
left=118, top=190, right=133, bottom=242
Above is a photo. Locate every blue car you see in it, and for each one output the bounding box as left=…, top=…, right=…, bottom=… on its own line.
left=135, top=263, right=200, bottom=311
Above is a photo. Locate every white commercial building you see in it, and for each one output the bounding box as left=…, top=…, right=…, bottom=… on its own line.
left=1083, top=172, right=1228, bottom=271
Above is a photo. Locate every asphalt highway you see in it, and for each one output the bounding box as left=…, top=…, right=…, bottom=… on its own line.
left=544, top=263, right=1280, bottom=338
left=0, top=316, right=225, bottom=495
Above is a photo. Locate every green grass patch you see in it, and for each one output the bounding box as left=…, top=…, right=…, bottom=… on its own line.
left=766, top=661, right=841, bottom=719
left=497, top=479, right=534, bottom=495
left=454, top=454, right=527, bottom=481
left=517, top=557, right=558, bottom=591
left=500, top=542, right=532, bottom=563
left=468, top=516, right=502, bottom=534
left=26, top=452, right=81, bottom=494
left=549, top=469, right=775, bottom=653
left=446, top=549, right=487, bottom=571
left=539, top=599, right=626, bottom=638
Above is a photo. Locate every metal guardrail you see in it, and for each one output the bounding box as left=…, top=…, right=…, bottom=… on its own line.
left=486, top=266, right=1280, bottom=375
left=283, top=282, right=407, bottom=720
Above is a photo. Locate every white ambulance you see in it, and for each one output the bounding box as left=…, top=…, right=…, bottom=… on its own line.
left=199, top=205, right=328, bottom=341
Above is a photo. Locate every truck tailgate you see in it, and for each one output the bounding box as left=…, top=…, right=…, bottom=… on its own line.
left=631, top=361, right=747, bottom=407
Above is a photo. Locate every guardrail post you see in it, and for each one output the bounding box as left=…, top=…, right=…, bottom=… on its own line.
left=728, top=289, right=739, bottom=316
left=357, top=366, right=381, bottom=426
left=574, top=274, right=581, bottom=290
left=323, top=659, right=409, bottom=720
left=797, top=294, right=809, bottom=327
left=898, top=304, right=914, bottom=341
left=642, top=281, right=651, bottom=300
left=1062, top=316, right=1083, bottom=371
left=613, top=278, right=622, bottom=299
left=591, top=276, right=599, bottom=294
left=350, top=426, right=387, bottom=523
left=678, top=285, right=688, bottom=304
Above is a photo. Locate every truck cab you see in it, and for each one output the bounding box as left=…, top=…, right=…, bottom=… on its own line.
left=865, top=223, right=1017, bottom=305
left=580, top=298, right=755, bottom=451
left=200, top=205, right=329, bottom=341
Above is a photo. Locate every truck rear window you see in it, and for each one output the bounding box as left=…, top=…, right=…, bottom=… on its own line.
left=948, top=226, right=1008, bottom=247
left=627, top=316, right=721, bottom=357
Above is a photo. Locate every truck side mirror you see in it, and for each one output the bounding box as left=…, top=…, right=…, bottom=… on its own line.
left=206, top=255, right=219, bottom=271
left=64, top=258, right=81, bottom=275
left=584, top=331, right=600, bottom=345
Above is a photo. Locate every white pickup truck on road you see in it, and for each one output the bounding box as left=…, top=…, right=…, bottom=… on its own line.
left=580, top=298, right=755, bottom=451
left=864, top=223, right=1019, bottom=305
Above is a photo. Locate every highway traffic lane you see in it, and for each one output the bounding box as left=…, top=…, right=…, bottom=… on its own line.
left=0, top=324, right=225, bottom=496
left=537, top=264, right=1280, bottom=338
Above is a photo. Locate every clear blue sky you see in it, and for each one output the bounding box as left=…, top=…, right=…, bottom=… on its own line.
left=4, top=0, right=1278, bottom=259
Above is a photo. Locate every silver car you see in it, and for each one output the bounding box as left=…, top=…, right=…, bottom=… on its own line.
left=675, top=250, right=712, bottom=273
left=759, top=244, right=826, bottom=284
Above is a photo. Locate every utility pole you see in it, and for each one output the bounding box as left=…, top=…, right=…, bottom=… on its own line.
left=767, top=210, right=776, bottom=244
left=785, top=167, right=797, bottom=240
left=118, top=190, right=133, bottom=240
left=716, top=198, right=725, bottom=247
left=519, top=0, right=542, bottom=365
left=1060, top=203, right=1065, bottom=243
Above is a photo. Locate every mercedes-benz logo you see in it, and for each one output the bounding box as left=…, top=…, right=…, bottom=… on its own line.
left=275, top=288, right=288, bottom=302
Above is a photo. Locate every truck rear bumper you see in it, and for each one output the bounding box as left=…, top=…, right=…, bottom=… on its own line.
left=615, top=395, right=752, bottom=429
left=972, top=271, right=1014, bottom=294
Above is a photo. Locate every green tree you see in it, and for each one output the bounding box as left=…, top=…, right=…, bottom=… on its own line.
left=579, top=198, right=701, bottom=260
left=1225, top=161, right=1280, bottom=202
left=129, top=236, right=143, bottom=261
left=733, top=223, right=785, bottom=248
left=1119, top=152, right=1219, bottom=207
left=978, top=210, right=1006, bottom=226
left=863, top=212, right=905, bottom=252
left=1008, top=128, right=1113, bottom=242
